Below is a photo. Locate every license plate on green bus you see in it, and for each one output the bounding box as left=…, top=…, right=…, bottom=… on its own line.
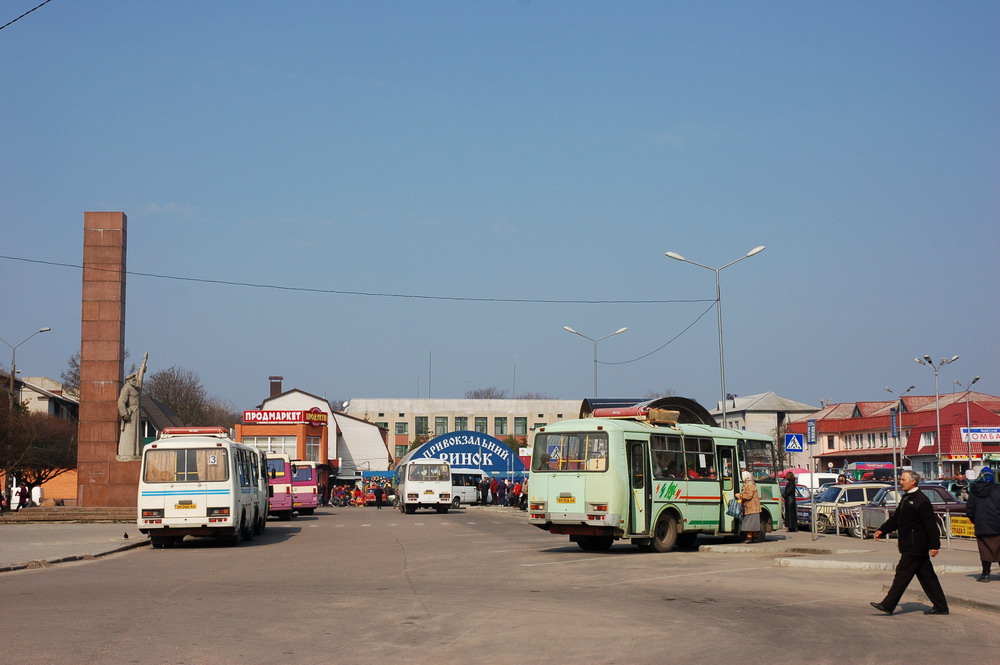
left=557, top=497, right=575, bottom=504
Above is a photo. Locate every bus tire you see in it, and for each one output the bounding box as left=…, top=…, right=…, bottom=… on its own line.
left=436, top=506, right=449, bottom=514
left=150, top=535, right=167, bottom=549
left=758, top=510, right=772, bottom=542
left=299, top=508, right=314, bottom=515
left=278, top=511, right=292, bottom=521
left=577, top=536, right=613, bottom=552
left=226, top=525, right=242, bottom=547
left=241, top=512, right=254, bottom=541
left=676, top=532, right=698, bottom=549
left=652, top=513, right=679, bottom=552
left=404, top=504, right=416, bottom=514
left=451, top=496, right=461, bottom=508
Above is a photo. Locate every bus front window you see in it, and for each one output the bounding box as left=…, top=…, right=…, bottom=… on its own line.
left=532, top=432, right=608, bottom=472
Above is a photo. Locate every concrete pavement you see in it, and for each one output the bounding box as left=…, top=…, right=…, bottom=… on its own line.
left=3, top=509, right=998, bottom=615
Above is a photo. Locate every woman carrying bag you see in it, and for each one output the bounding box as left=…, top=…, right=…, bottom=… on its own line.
left=737, top=470, right=763, bottom=543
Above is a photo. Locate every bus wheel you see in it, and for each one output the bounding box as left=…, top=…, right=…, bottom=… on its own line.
left=252, top=510, right=263, bottom=536
left=436, top=505, right=449, bottom=514
left=226, top=525, right=242, bottom=547
left=241, top=512, right=254, bottom=541
left=577, top=536, right=613, bottom=551
left=404, top=504, right=416, bottom=514
left=279, top=511, right=292, bottom=521
left=758, top=510, right=772, bottom=542
left=676, top=532, right=698, bottom=549
left=451, top=496, right=461, bottom=508
left=299, top=508, right=314, bottom=515
left=150, top=535, right=167, bottom=549
left=652, top=514, right=679, bottom=552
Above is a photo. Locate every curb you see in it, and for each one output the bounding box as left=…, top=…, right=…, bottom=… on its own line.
left=0, top=539, right=149, bottom=574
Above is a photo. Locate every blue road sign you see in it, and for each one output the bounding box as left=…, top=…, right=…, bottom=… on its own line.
left=807, top=419, right=816, bottom=445
left=785, top=434, right=805, bottom=452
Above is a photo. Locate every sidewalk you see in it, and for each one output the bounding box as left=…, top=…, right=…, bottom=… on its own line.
left=0, top=522, right=148, bottom=572
left=701, top=529, right=1000, bottom=614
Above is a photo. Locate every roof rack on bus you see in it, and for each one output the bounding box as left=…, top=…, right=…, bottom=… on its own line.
left=159, top=426, right=230, bottom=438
left=590, top=406, right=680, bottom=425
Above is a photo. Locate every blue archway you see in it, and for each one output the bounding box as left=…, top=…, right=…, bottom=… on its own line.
left=396, top=430, right=526, bottom=477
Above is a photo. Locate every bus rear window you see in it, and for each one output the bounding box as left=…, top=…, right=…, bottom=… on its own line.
left=291, top=465, right=315, bottom=482
left=144, top=449, right=228, bottom=483
left=266, top=459, right=286, bottom=479
left=533, top=432, right=608, bottom=472
left=408, top=463, right=449, bottom=481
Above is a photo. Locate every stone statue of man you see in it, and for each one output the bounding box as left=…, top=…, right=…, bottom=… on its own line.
left=117, top=352, right=148, bottom=459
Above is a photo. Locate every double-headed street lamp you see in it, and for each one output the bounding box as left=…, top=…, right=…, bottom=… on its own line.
left=954, top=376, right=981, bottom=471
left=665, top=246, right=765, bottom=425
left=914, top=354, right=959, bottom=478
left=562, top=326, right=628, bottom=397
left=1, top=326, right=52, bottom=409
left=885, top=384, right=916, bottom=490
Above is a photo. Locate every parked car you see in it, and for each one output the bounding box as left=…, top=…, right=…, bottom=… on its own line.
left=855, top=484, right=966, bottom=539
left=921, top=479, right=967, bottom=501
left=802, top=482, right=890, bottom=534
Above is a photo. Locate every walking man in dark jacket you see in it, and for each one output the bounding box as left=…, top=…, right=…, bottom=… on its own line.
left=965, top=466, right=1000, bottom=582
left=870, top=470, right=949, bottom=615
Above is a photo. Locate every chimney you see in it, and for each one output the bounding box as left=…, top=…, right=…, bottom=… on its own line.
left=269, top=376, right=284, bottom=398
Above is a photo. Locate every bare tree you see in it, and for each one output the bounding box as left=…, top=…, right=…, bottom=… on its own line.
left=514, top=392, right=557, bottom=399
left=145, top=366, right=210, bottom=426
left=644, top=388, right=677, bottom=400
left=465, top=387, right=508, bottom=399
left=1, top=397, right=77, bottom=496
left=201, top=398, right=243, bottom=429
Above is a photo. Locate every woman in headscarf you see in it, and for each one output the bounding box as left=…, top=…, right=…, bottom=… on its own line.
left=782, top=471, right=799, bottom=532
left=737, top=470, right=763, bottom=543
left=966, top=467, right=1000, bottom=582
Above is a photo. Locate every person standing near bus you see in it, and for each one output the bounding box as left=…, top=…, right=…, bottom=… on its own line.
left=737, top=471, right=762, bottom=543
left=870, top=470, right=949, bottom=615
left=782, top=471, right=798, bottom=532
left=965, top=466, right=1000, bottom=583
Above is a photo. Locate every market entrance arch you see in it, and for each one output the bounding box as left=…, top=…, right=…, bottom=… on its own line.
left=397, top=430, right=526, bottom=477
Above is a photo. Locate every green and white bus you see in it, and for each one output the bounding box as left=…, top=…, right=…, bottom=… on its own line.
left=527, top=403, right=780, bottom=552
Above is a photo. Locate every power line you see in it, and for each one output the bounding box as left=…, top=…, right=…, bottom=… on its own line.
left=599, top=301, right=717, bottom=365
left=0, top=254, right=714, bottom=305
left=0, top=0, right=55, bottom=32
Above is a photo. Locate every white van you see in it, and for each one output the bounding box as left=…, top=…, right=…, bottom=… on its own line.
left=795, top=473, right=839, bottom=492
left=450, top=469, right=488, bottom=507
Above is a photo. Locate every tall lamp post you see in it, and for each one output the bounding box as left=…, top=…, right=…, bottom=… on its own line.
left=885, top=385, right=915, bottom=491
left=562, top=326, right=628, bottom=397
left=954, top=376, right=981, bottom=472
left=914, top=354, right=959, bottom=478
left=665, top=245, right=765, bottom=425
left=1, top=326, right=52, bottom=410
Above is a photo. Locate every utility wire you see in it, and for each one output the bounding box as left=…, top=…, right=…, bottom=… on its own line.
left=599, top=301, right=717, bottom=365
left=0, top=254, right=715, bottom=305
left=0, top=0, right=54, bottom=32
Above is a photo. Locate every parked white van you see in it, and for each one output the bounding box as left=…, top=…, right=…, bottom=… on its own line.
left=451, top=468, right=488, bottom=507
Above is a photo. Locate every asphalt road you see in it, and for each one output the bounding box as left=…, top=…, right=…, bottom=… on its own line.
left=3, top=505, right=999, bottom=664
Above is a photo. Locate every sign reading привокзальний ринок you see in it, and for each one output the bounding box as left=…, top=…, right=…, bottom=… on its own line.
left=399, top=430, right=526, bottom=476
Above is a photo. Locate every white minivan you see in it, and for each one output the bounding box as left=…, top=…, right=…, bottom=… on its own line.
left=450, top=469, right=488, bottom=507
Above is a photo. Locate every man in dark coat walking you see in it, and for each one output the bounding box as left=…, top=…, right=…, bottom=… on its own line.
left=870, top=470, right=949, bottom=615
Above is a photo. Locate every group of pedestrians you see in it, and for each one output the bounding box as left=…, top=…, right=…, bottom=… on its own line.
left=477, top=476, right=527, bottom=510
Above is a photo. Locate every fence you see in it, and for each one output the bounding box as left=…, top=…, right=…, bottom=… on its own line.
left=822, top=505, right=978, bottom=549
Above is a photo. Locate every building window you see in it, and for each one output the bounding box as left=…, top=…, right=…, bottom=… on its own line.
left=378, top=412, right=384, bottom=417
left=455, top=416, right=468, bottom=430
left=534, top=422, right=547, bottom=430
left=514, top=417, right=527, bottom=436
left=395, top=422, right=408, bottom=435
left=375, top=421, right=387, bottom=430
left=395, top=445, right=408, bottom=458
left=415, top=417, right=429, bottom=436
left=243, top=436, right=297, bottom=457
left=475, top=417, right=487, bottom=433
left=494, top=417, right=508, bottom=436
left=435, top=416, right=448, bottom=435
left=827, top=436, right=834, bottom=451
left=305, top=436, right=321, bottom=462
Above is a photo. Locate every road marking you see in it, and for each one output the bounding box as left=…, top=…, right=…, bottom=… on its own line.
left=361, top=524, right=371, bottom=527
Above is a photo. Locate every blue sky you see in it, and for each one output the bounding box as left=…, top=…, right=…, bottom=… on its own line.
left=2, top=1, right=997, bottom=412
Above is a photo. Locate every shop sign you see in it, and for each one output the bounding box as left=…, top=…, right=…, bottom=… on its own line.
left=243, top=407, right=328, bottom=425
left=961, top=427, right=1000, bottom=444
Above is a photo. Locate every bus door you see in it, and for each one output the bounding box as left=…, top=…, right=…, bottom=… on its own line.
left=717, top=442, right=738, bottom=533
left=627, top=439, right=651, bottom=535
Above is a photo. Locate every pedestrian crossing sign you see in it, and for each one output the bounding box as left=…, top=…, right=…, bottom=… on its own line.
left=784, top=434, right=804, bottom=452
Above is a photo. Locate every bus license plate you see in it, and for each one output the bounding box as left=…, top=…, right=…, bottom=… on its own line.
left=423, top=489, right=434, bottom=494
left=557, top=497, right=575, bottom=504
left=175, top=503, right=196, bottom=509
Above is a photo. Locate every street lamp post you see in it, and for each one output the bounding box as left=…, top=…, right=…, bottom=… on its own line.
left=665, top=246, right=765, bottom=425
left=562, top=326, right=628, bottom=397
left=885, top=385, right=915, bottom=491
left=914, top=355, right=959, bottom=478
left=954, top=376, right=981, bottom=472
left=1, top=326, right=52, bottom=410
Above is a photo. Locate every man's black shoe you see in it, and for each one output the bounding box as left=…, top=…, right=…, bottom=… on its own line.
left=870, top=602, right=893, bottom=615
left=924, top=608, right=949, bottom=615
left=977, top=574, right=990, bottom=583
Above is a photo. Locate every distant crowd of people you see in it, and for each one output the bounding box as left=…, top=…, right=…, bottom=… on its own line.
left=478, top=476, right=528, bottom=510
